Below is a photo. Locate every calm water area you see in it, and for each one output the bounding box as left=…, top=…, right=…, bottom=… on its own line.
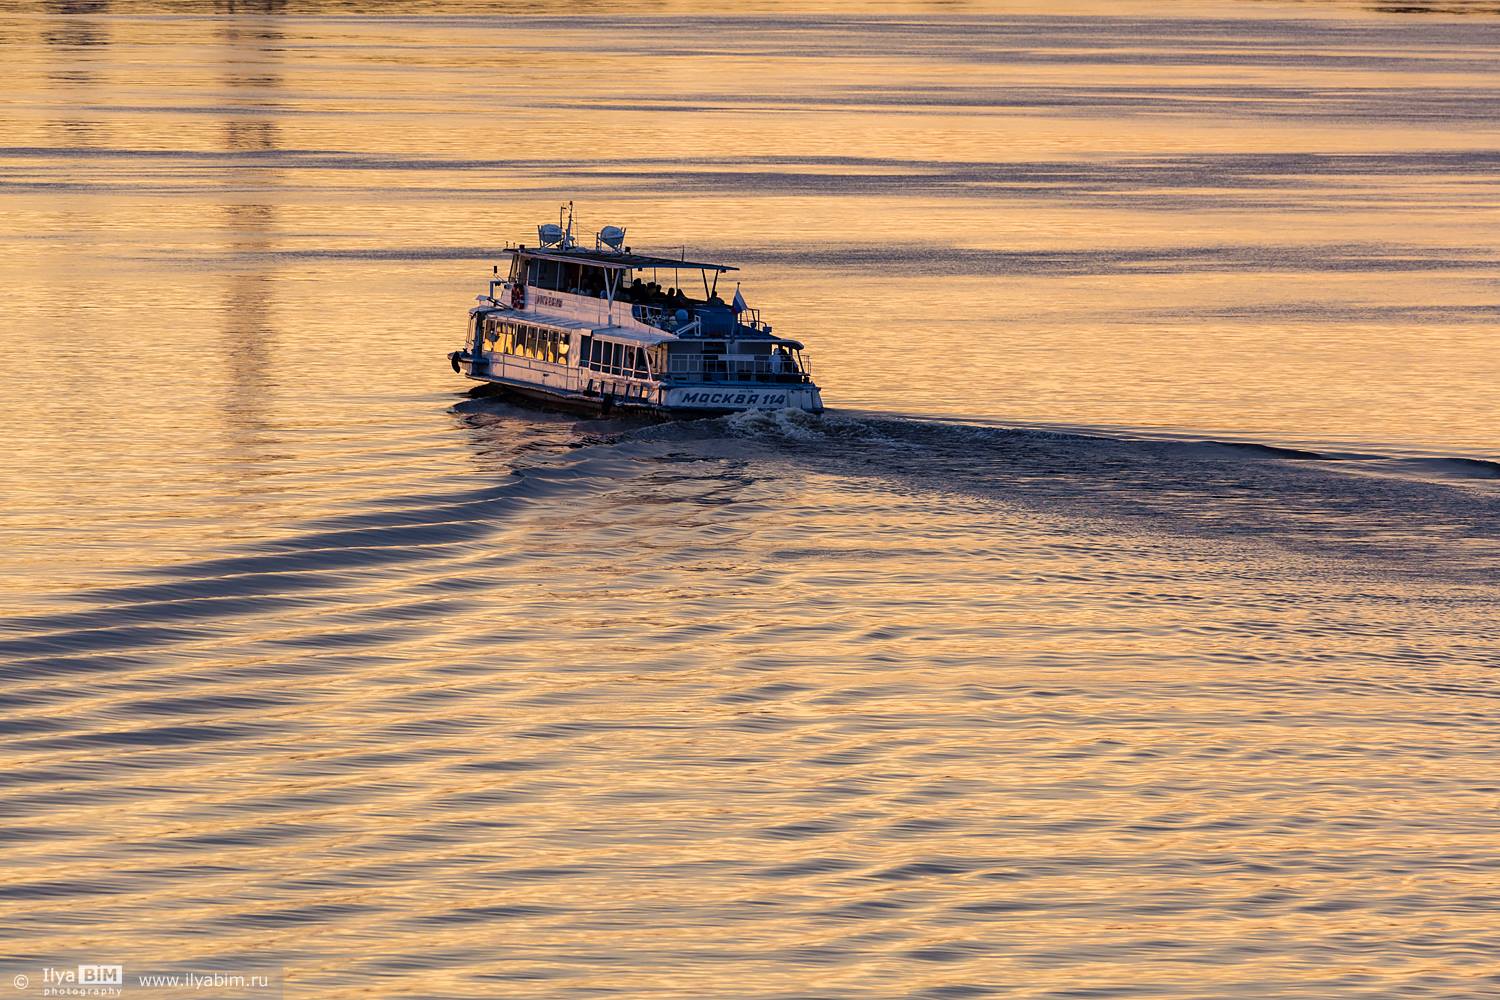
left=3, top=2, right=1500, bottom=997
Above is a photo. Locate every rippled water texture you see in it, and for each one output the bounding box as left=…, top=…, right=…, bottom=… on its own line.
left=4, top=3, right=1500, bottom=998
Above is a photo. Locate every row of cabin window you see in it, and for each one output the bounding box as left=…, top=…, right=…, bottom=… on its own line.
left=485, top=319, right=568, bottom=364
left=578, top=336, right=652, bottom=379
left=523, top=259, right=610, bottom=297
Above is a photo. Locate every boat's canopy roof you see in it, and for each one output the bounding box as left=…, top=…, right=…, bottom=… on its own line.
left=593, top=325, right=679, bottom=346
left=505, top=246, right=737, bottom=273
left=471, top=304, right=680, bottom=346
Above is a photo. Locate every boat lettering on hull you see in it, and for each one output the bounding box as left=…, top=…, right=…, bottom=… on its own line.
left=672, top=390, right=788, bottom=408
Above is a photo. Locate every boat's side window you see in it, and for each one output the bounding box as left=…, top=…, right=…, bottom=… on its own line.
left=532, top=260, right=559, bottom=291
left=634, top=349, right=648, bottom=378
left=577, top=335, right=591, bottom=367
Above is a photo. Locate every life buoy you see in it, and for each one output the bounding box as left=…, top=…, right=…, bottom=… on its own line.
left=511, top=283, right=525, bottom=309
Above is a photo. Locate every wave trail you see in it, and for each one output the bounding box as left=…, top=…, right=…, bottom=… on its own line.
left=615, top=408, right=1500, bottom=583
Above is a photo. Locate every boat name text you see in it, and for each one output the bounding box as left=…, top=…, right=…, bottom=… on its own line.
left=676, top=391, right=789, bottom=407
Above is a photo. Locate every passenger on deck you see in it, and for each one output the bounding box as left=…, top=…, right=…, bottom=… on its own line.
left=770, top=346, right=792, bottom=376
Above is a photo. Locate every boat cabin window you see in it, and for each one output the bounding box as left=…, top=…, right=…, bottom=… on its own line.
left=525, top=257, right=612, bottom=297
left=530, top=259, right=560, bottom=291
left=581, top=339, right=652, bottom=378
left=488, top=320, right=569, bottom=364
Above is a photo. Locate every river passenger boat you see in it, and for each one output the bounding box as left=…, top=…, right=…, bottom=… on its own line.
left=449, top=207, right=823, bottom=416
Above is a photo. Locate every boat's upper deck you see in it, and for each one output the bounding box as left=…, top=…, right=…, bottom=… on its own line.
left=503, top=245, right=737, bottom=275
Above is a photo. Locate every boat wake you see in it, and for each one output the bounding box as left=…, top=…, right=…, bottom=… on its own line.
left=607, top=406, right=1500, bottom=584
left=5, top=402, right=1495, bottom=663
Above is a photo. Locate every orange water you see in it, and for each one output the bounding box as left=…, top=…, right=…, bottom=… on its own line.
left=4, top=3, right=1500, bottom=998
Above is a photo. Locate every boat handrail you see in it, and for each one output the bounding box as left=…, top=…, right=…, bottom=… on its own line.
left=665, top=354, right=812, bottom=382
left=737, top=307, right=771, bottom=334
left=630, top=303, right=702, bottom=338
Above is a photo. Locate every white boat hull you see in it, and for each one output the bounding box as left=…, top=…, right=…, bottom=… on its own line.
left=452, top=351, right=823, bottom=417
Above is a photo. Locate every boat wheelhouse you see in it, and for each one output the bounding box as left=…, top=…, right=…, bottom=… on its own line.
left=449, top=208, right=823, bottom=416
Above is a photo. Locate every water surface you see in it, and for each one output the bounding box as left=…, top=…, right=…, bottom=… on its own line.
left=3, top=3, right=1500, bottom=997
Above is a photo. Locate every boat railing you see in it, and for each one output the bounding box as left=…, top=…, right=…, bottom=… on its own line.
left=490, top=352, right=570, bottom=379
left=629, top=303, right=701, bottom=338
left=736, top=308, right=772, bottom=335
left=666, top=354, right=812, bottom=383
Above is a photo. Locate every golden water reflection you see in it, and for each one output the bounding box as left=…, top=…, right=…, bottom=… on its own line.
left=3, top=3, right=1500, bottom=998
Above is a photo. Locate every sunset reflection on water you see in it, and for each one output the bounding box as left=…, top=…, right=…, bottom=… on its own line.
left=3, top=3, right=1500, bottom=998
